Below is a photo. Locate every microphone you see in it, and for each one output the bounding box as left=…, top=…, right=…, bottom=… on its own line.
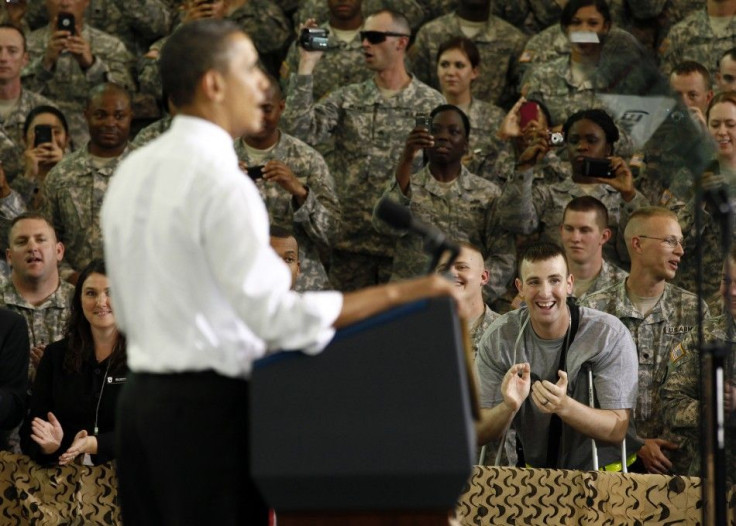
left=376, top=197, right=460, bottom=273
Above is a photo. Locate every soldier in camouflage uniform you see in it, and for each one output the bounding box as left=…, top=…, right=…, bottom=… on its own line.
left=500, top=194, right=627, bottom=312
left=137, top=0, right=226, bottom=103
left=487, top=143, right=568, bottom=188
left=462, top=100, right=512, bottom=182
left=408, top=0, right=527, bottom=107
left=22, top=3, right=135, bottom=149
left=577, top=258, right=628, bottom=301
left=1, top=213, right=73, bottom=454
left=282, top=9, right=445, bottom=291
left=496, top=109, right=650, bottom=270
left=518, top=24, right=569, bottom=82
left=1, top=213, right=73, bottom=378
left=520, top=0, right=562, bottom=32
left=522, top=0, right=659, bottom=129
left=0, top=25, right=55, bottom=182
left=26, top=0, right=174, bottom=34
left=656, top=91, right=736, bottom=303
left=0, top=94, right=56, bottom=183
left=294, top=0, right=426, bottom=33
left=373, top=105, right=515, bottom=303
left=523, top=57, right=603, bottom=127
left=235, top=78, right=339, bottom=293
left=498, top=169, right=643, bottom=268
left=281, top=0, right=371, bottom=103
left=83, top=0, right=172, bottom=56
left=434, top=240, right=509, bottom=467
left=560, top=196, right=629, bottom=303
left=436, top=242, right=499, bottom=357
left=488, top=0, right=529, bottom=31
left=11, top=105, right=71, bottom=214
left=137, top=0, right=228, bottom=103
left=581, top=207, right=708, bottom=474
left=139, top=0, right=288, bottom=103
left=129, top=112, right=171, bottom=149
left=659, top=1, right=736, bottom=79
left=524, top=55, right=656, bottom=133
left=227, top=0, right=291, bottom=59
left=433, top=36, right=510, bottom=181
left=42, top=83, right=132, bottom=282
left=452, top=99, right=508, bottom=179
left=518, top=24, right=648, bottom=88
left=607, top=0, right=702, bottom=52
left=19, top=0, right=174, bottom=57
left=660, top=250, right=736, bottom=482
left=673, top=185, right=734, bottom=307
left=137, top=34, right=166, bottom=102
left=484, top=97, right=568, bottom=187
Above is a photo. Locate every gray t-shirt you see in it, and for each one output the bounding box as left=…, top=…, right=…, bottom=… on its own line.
left=476, top=305, right=638, bottom=470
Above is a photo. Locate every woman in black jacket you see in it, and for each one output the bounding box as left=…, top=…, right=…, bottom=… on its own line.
left=22, top=259, right=127, bottom=465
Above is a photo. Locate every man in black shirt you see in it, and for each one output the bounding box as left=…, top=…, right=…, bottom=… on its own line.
left=0, top=308, right=29, bottom=451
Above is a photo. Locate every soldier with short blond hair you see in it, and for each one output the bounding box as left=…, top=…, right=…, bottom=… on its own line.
left=581, top=206, right=709, bottom=474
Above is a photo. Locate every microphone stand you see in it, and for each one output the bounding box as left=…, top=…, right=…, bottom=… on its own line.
left=696, top=167, right=732, bottom=526
left=425, top=238, right=460, bottom=276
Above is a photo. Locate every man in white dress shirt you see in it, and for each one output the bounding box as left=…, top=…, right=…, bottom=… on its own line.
left=101, top=19, right=460, bottom=526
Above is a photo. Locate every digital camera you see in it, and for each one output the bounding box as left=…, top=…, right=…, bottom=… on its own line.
left=299, top=28, right=329, bottom=51
left=548, top=131, right=565, bottom=145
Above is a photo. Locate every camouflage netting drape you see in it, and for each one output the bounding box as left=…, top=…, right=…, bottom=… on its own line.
left=457, top=466, right=736, bottom=525
left=3, top=454, right=736, bottom=524
left=0, top=451, right=120, bottom=525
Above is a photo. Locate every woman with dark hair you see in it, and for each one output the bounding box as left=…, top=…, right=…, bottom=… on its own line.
left=21, top=259, right=127, bottom=465
left=435, top=36, right=509, bottom=182
left=13, top=105, right=70, bottom=209
left=496, top=107, right=649, bottom=269
left=522, top=0, right=655, bottom=127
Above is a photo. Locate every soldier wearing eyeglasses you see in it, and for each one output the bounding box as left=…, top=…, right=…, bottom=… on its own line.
left=581, top=207, right=709, bottom=475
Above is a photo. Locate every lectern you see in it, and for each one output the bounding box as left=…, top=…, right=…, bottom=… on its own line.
left=250, top=297, right=475, bottom=525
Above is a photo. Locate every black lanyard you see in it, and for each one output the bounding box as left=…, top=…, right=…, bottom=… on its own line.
left=545, top=297, right=580, bottom=468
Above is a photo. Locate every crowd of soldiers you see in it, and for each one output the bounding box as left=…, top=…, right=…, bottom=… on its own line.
left=0, top=0, right=733, bottom=485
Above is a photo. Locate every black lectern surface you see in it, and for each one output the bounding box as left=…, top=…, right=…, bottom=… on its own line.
left=250, top=297, right=474, bottom=512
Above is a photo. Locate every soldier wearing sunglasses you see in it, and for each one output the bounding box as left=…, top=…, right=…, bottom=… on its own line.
left=282, top=9, right=444, bottom=291
left=581, top=207, right=710, bottom=475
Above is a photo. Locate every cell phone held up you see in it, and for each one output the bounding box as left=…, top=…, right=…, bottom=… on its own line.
left=33, top=124, right=53, bottom=147
left=415, top=114, right=432, bottom=131
left=582, top=157, right=614, bottom=179
left=57, top=12, right=76, bottom=35
left=246, top=165, right=264, bottom=181
left=299, top=28, right=329, bottom=52
left=519, top=101, right=540, bottom=129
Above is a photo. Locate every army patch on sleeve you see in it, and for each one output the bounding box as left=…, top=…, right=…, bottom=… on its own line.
left=669, top=343, right=686, bottom=364
left=519, top=50, right=534, bottom=63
